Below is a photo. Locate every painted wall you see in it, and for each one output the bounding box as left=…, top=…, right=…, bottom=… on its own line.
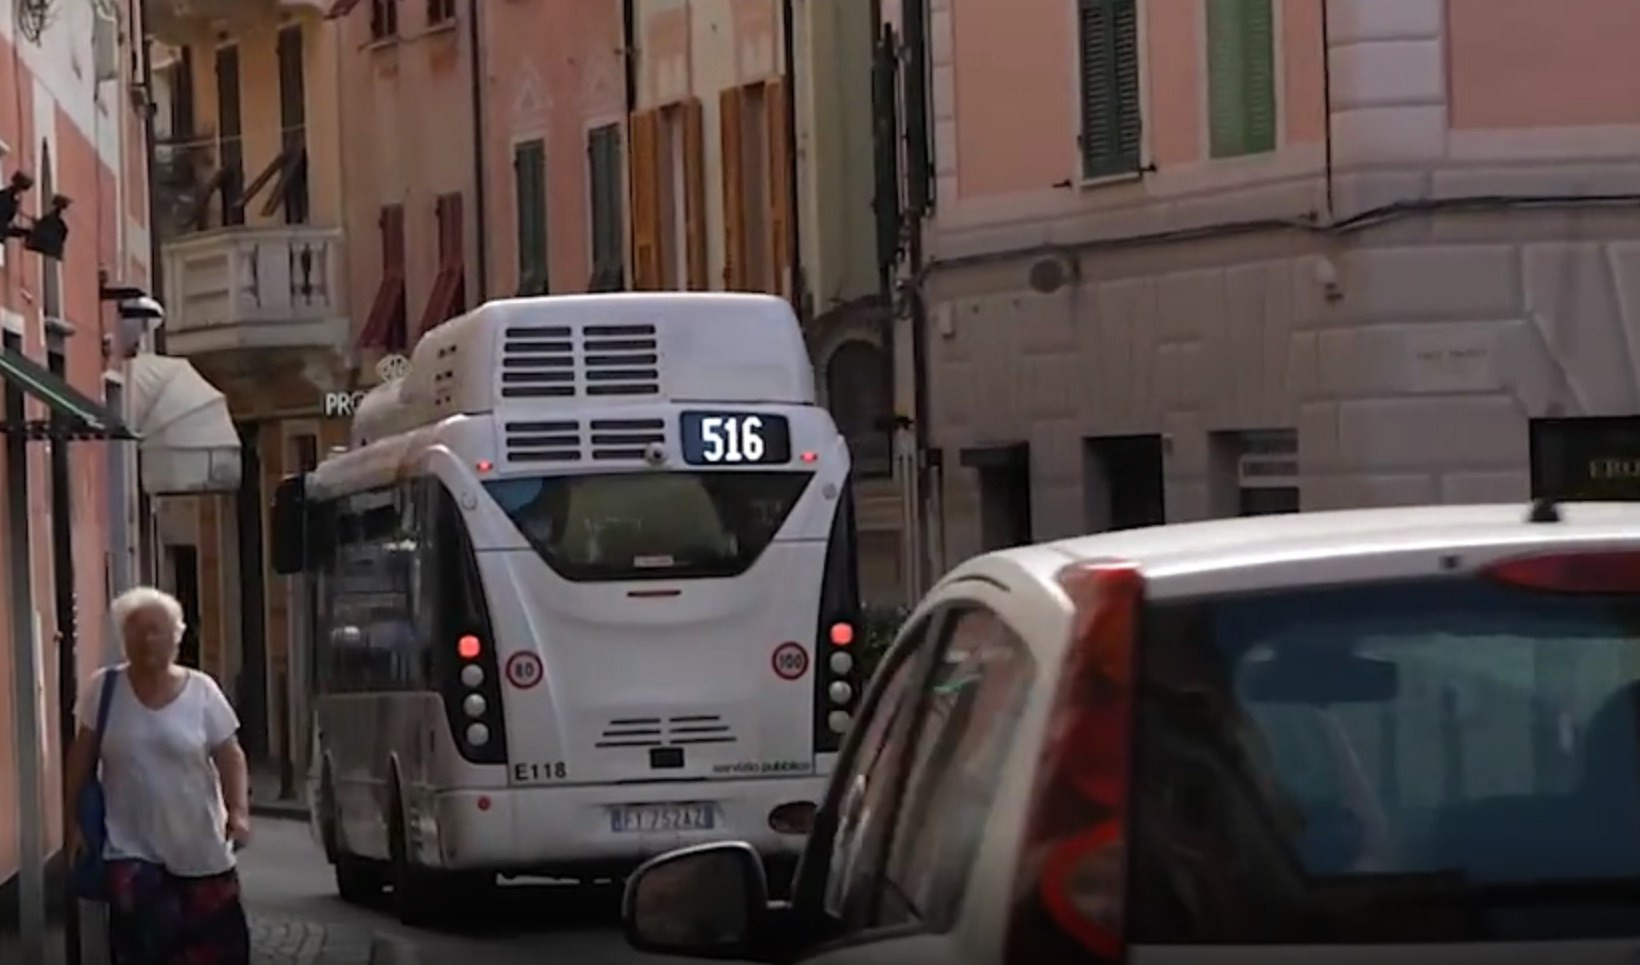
left=0, top=0, right=145, bottom=910
left=336, top=0, right=478, bottom=355
left=791, top=0, right=877, bottom=316
left=479, top=0, right=625, bottom=296
left=900, top=0, right=1640, bottom=567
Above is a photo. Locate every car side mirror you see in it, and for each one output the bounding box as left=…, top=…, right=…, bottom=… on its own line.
left=622, top=841, right=769, bottom=960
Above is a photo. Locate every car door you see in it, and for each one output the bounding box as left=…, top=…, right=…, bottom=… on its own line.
left=791, top=582, right=1040, bottom=965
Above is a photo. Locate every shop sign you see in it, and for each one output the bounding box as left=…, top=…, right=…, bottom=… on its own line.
left=323, top=354, right=410, bottom=419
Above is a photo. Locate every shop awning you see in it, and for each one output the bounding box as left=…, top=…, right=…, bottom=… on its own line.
left=128, top=354, right=242, bottom=494
left=0, top=342, right=135, bottom=440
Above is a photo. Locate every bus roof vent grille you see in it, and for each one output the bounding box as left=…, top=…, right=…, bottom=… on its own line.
left=504, top=419, right=582, bottom=463
left=589, top=417, right=665, bottom=462
left=500, top=324, right=576, bottom=399
left=582, top=323, right=660, bottom=397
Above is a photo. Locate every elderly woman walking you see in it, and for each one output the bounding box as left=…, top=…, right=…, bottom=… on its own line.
left=64, top=585, right=254, bottom=964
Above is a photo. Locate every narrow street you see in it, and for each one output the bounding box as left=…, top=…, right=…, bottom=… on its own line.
left=240, top=817, right=695, bottom=965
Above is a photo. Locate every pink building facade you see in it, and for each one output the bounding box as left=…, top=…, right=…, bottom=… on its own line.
left=889, top=0, right=1640, bottom=573
left=0, top=0, right=149, bottom=957
left=337, top=0, right=626, bottom=368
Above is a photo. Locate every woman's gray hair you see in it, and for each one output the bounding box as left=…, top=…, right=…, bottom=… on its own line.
left=111, top=585, right=187, bottom=643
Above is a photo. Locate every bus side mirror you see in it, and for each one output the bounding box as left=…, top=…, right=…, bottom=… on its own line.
left=271, top=474, right=308, bottom=575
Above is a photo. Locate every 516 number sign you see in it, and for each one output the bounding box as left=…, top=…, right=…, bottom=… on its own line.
left=681, top=411, right=792, bottom=465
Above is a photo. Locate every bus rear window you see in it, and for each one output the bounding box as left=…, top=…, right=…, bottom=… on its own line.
left=1131, top=577, right=1640, bottom=944
left=484, top=471, right=812, bottom=582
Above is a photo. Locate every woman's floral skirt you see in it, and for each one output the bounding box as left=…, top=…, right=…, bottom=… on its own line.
left=106, top=859, right=250, bottom=965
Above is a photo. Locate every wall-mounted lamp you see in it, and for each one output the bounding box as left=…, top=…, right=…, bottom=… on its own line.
left=21, top=195, right=70, bottom=260
left=0, top=171, right=35, bottom=229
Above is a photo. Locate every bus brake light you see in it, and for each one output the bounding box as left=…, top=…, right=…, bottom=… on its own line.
left=800, top=451, right=818, bottom=463
left=458, top=634, right=482, bottom=659
left=829, top=622, right=854, bottom=646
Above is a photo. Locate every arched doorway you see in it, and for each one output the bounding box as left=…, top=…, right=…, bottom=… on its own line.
left=824, top=340, right=891, bottom=475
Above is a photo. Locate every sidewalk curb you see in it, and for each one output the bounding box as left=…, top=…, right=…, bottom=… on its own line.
left=250, top=801, right=311, bottom=821
left=368, top=932, right=422, bottom=964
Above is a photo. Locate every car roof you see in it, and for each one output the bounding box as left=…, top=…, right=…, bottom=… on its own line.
left=943, top=502, right=1640, bottom=601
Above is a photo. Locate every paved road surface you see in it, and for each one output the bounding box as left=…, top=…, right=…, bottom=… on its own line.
left=240, top=816, right=702, bottom=965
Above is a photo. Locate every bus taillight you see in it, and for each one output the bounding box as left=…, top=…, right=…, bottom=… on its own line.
left=458, top=634, right=482, bottom=659
left=813, top=478, right=863, bottom=753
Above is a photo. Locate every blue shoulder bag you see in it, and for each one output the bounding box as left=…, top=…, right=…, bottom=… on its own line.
left=71, top=669, right=119, bottom=902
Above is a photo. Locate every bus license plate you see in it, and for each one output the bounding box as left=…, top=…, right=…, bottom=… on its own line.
left=609, top=803, right=716, bottom=833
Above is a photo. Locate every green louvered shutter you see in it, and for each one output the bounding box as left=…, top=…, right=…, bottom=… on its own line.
left=1077, top=0, right=1142, bottom=179
left=1209, top=0, right=1276, bottom=158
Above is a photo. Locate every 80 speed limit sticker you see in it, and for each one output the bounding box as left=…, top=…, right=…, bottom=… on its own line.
left=505, top=651, right=544, bottom=689
left=771, top=642, right=809, bottom=681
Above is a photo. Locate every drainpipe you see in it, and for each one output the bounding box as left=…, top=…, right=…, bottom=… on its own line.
left=1320, top=0, right=1334, bottom=220
left=902, top=0, right=933, bottom=592
left=467, top=0, right=489, bottom=300
left=780, top=0, right=805, bottom=317
left=622, top=0, right=637, bottom=114
left=5, top=349, right=43, bottom=963
left=135, top=0, right=163, bottom=587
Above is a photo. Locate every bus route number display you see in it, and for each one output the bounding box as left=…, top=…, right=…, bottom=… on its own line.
left=680, top=411, right=792, bottom=465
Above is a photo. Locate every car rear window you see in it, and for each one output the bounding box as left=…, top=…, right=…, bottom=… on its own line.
left=1130, top=576, right=1640, bottom=944
left=485, top=471, right=812, bottom=582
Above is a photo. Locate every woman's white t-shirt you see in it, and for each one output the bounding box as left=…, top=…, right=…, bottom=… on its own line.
left=74, top=664, right=241, bottom=877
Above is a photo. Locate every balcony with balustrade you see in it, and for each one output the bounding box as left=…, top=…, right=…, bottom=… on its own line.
left=144, top=0, right=331, bottom=45
left=162, top=223, right=346, bottom=358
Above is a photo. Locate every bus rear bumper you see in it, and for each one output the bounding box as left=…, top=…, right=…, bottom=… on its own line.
left=431, top=776, right=824, bottom=877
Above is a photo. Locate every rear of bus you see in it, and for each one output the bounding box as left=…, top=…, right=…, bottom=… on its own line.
left=439, top=296, right=864, bottom=878
left=1006, top=524, right=1640, bottom=964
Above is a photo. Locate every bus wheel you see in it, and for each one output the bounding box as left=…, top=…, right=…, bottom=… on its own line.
left=335, top=856, right=385, bottom=906
left=388, top=785, right=442, bottom=927
left=321, top=769, right=385, bottom=905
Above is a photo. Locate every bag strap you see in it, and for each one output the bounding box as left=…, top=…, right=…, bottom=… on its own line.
left=89, top=669, right=119, bottom=761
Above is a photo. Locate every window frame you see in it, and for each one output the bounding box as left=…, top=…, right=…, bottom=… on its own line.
left=784, top=590, right=1039, bottom=954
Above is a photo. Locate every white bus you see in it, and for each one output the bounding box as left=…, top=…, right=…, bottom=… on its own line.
left=270, top=293, right=864, bottom=924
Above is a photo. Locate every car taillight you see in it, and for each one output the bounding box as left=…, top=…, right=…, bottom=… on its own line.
left=1483, top=550, right=1640, bottom=594
left=1005, top=561, right=1142, bottom=964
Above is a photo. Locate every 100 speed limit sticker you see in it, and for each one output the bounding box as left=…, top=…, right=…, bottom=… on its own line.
left=771, top=642, right=809, bottom=681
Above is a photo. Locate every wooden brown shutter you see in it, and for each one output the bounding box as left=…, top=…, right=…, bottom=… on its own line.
left=719, top=87, right=745, bottom=290
left=764, top=78, right=791, bottom=299
left=681, top=98, right=709, bottom=290
left=628, top=109, right=661, bottom=289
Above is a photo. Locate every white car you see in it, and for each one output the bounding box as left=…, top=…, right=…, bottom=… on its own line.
left=618, top=500, right=1640, bottom=964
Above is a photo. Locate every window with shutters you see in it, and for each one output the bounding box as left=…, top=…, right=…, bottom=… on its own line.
left=720, top=81, right=790, bottom=295
left=1075, top=0, right=1142, bottom=180
left=370, top=0, right=398, bottom=41
left=359, top=205, right=407, bottom=350
left=658, top=105, right=686, bottom=289
left=586, top=124, right=625, bottom=291
left=513, top=139, right=548, bottom=295
left=426, top=0, right=455, bottom=26
left=1208, top=0, right=1276, bottom=158
left=739, top=83, right=771, bottom=292
left=416, top=193, right=466, bottom=337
